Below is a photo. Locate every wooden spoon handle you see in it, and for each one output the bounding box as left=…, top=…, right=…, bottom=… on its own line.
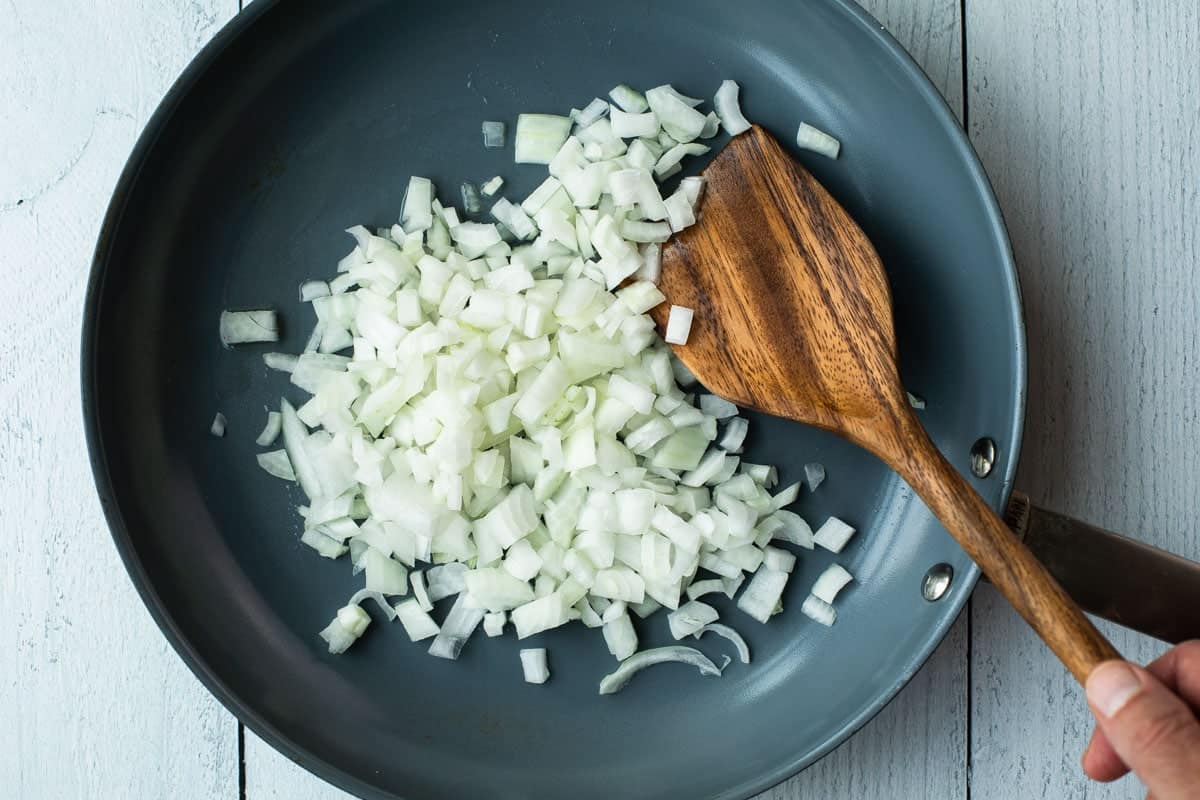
left=890, top=416, right=1120, bottom=684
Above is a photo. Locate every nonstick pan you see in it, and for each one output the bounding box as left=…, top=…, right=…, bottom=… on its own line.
left=80, top=1, right=1199, bottom=798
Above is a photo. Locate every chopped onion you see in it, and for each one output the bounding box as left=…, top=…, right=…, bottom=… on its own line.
left=410, top=570, right=433, bottom=612
left=609, top=84, right=648, bottom=113
left=515, top=114, right=573, bottom=164
left=602, top=612, right=638, bottom=660
left=737, top=565, right=789, bottom=623
left=256, top=449, right=296, bottom=481
left=401, top=176, right=434, bottom=232
left=718, top=417, right=748, bottom=453
left=814, top=516, right=856, bottom=553
left=795, top=122, right=841, bottom=159
left=483, top=611, right=506, bottom=637
left=762, top=545, right=796, bottom=573
left=664, top=305, right=694, bottom=345
left=220, top=309, right=278, bottom=346
left=319, top=603, right=371, bottom=654
left=598, top=646, right=723, bottom=695
left=574, top=98, right=610, bottom=128
left=713, top=80, right=752, bottom=136
left=262, top=352, right=297, bottom=372
left=428, top=593, right=485, bottom=659
left=811, top=563, right=853, bottom=604
left=299, top=280, right=330, bottom=302
left=667, top=600, right=719, bottom=639
left=480, top=176, right=505, bottom=197
left=770, top=510, right=814, bottom=548
left=256, top=411, right=282, bottom=446
left=520, top=648, right=550, bottom=684
left=801, top=594, right=837, bottom=626
left=804, top=462, right=826, bottom=491
left=699, top=394, right=737, bottom=419
left=348, top=588, right=397, bottom=621
left=482, top=120, right=506, bottom=149
left=907, top=390, right=926, bottom=410
left=460, top=182, right=482, bottom=215
left=394, top=598, right=439, bottom=641
left=694, top=623, right=751, bottom=663
left=210, top=412, right=227, bottom=437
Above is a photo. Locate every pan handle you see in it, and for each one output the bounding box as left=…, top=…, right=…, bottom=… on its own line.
left=1004, top=491, right=1200, bottom=644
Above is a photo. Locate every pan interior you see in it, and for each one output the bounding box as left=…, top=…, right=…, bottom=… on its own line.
left=85, top=1, right=1022, bottom=798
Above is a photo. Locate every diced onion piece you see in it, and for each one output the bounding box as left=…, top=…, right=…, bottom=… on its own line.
left=694, top=623, right=751, bottom=663
left=664, top=305, right=694, bottom=345
left=319, top=603, right=371, bottom=654
left=256, top=411, right=281, bottom=446
left=602, top=612, right=638, bottom=660
left=574, top=98, right=610, bottom=128
left=299, top=280, right=330, bottom=302
left=685, top=578, right=726, bottom=601
left=220, top=309, right=278, bottom=346
left=609, top=84, right=648, bottom=113
left=699, top=394, right=737, bottom=419
left=737, top=565, right=790, bottom=623
left=598, top=646, right=723, bottom=695
left=482, top=120, right=506, bottom=149
left=801, top=594, right=837, bottom=626
left=426, top=563, right=469, bottom=602
left=796, top=122, right=841, bottom=159
left=811, top=563, right=853, bottom=604
left=483, top=611, right=506, bottom=637
left=713, top=80, right=752, bottom=136
left=480, top=176, right=505, bottom=197
left=813, top=516, right=856, bottom=553
left=394, top=599, right=440, bottom=641
left=610, top=108, right=659, bottom=139
left=428, top=593, right=485, bottom=659
left=410, top=570, right=433, bottom=612
left=772, top=482, right=801, bottom=510
left=279, top=400, right=321, bottom=500
left=210, top=412, right=227, bottom=437
left=645, top=86, right=708, bottom=142
left=263, top=352, right=298, bottom=372
left=770, top=510, right=814, bottom=548
left=515, top=114, right=573, bottom=164
left=257, top=450, right=295, bottom=481
left=718, top=417, right=748, bottom=453
left=401, top=176, right=434, bottom=232
left=460, top=182, right=482, bottom=215
left=804, top=462, right=826, bottom=491
left=762, top=545, right=797, bottom=573
left=907, top=390, right=927, bottom=410
left=520, top=648, right=550, bottom=684
left=667, top=600, right=719, bottom=639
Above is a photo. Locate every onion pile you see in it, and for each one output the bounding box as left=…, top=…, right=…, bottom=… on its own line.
left=224, top=80, right=857, bottom=692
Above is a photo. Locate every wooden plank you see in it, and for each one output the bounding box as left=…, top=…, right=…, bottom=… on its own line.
left=966, top=0, right=1200, bottom=797
left=0, top=1, right=241, bottom=798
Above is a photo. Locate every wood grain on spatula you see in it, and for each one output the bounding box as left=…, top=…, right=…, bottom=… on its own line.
left=654, top=125, right=1119, bottom=684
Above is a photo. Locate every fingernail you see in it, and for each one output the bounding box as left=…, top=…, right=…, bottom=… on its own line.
left=1086, top=662, right=1143, bottom=718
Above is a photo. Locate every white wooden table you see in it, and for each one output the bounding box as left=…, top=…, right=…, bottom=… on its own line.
left=2, top=1, right=1196, bottom=797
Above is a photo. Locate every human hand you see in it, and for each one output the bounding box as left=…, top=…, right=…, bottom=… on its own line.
left=1082, top=641, right=1200, bottom=799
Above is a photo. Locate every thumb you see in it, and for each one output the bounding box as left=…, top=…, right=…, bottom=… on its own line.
left=1086, top=660, right=1200, bottom=800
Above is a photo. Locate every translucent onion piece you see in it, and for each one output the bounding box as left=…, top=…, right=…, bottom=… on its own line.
left=694, top=623, right=751, bottom=663
left=220, top=309, right=278, bottom=346
left=598, top=646, right=723, bottom=695
left=713, top=80, right=752, bottom=136
left=811, top=563, right=853, bottom=604
left=795, top=122, right=841, bottom=159
left=520, top=648, right=550, bottom=684
left=813, top=517, right=856, bottom=553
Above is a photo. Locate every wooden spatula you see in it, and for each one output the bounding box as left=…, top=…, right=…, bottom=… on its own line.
left=653, top=124, right=1118, bottom=683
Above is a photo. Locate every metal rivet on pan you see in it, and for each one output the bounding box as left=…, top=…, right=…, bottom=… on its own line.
left=922, top=563, right=954, bottom=602
left=970, top=437, right=997, bottom=478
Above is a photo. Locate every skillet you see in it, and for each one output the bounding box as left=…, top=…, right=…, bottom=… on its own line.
left=84, top=1, right=1025, bottom=797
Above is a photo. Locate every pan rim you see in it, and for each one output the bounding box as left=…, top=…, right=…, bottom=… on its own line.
left=80, top=0, right=1026, bottom=797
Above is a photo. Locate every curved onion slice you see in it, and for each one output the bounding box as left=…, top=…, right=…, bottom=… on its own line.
left=348, top=589, right=397, bottom=621
left=598, top=646, right=724, bottom=695
left=694, top=623, right=751, bottom=664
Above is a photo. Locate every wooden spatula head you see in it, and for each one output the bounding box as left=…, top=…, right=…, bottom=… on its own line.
left=653, top=125, right=906, bottom=452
